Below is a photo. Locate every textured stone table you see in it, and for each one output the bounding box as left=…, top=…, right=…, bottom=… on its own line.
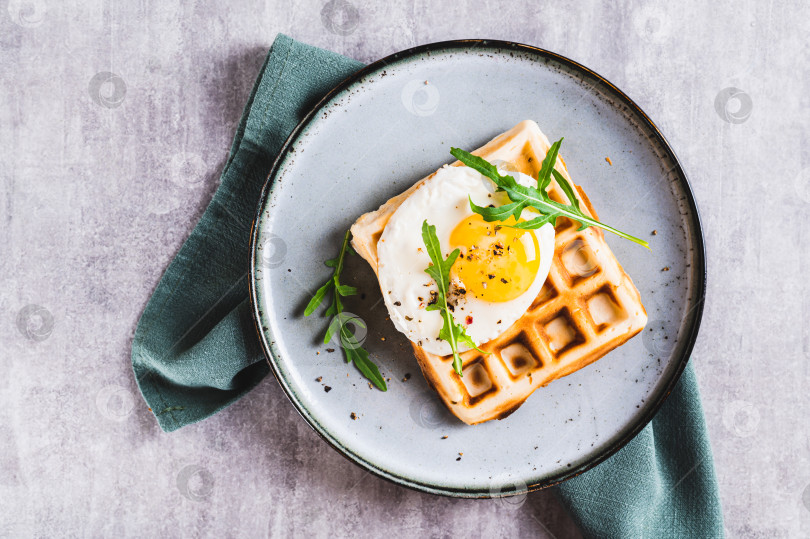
left=1, top=1, right=808, bottom=536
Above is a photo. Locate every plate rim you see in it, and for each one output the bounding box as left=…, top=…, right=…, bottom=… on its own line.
left=248, top=38, right=707, bottom=498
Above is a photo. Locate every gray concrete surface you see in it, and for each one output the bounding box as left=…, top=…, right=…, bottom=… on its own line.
left=1, top=0, right=808, bottom=537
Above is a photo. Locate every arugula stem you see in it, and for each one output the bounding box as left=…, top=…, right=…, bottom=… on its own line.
left=450, top=145, right=651, bottom=250
left=421, top=220, right=486, bottom=377
left=502, top=182, right=649, bottom=247
left=304, top=230, right=387, bottom=391
left=335, top=229, right=350, bottom=279
left=442, top=309, right=463, bottom=375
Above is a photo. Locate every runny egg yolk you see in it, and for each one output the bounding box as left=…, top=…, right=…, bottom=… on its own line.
left=449, top=214, right=540, bottom=302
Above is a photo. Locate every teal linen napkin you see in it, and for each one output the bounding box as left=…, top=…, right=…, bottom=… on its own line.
left=132, top=34, right=723, bottom=537
left=131, top=34, right=362, bottom=431
left=556, top=363, right=724, bottom=537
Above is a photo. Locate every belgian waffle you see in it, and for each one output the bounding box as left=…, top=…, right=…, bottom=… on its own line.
left=351, top=120, right=647, bottom=425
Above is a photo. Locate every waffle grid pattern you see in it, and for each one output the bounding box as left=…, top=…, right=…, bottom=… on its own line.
left=435, top=220, right=644, bottom=413
left=410, top=133, right=647, bottom=423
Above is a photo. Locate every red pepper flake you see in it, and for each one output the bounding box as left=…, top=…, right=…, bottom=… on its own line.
left=465, top=316, right=473, bottom=325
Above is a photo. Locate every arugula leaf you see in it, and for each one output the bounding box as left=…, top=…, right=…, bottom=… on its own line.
left=537, top=138, right=563, bottom=190
left=336, top=284, right=358, bottom=296
left=505, top=213, right=557, bottom=230
left=305, top=230, right=387, bottom=391
left=323, top=315, right=340, bottom=345
left=450, top=142, right=650, bottom=249
left=468, top=197, right=527, bottom=222
left=421, top=220, right=485, bottom=376
left=304, top=280, right=335, bottom=316
left=339, top=320, right=385, bottom=388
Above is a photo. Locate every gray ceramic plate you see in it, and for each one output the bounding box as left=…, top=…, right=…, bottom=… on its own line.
left=250, top=40, right=705, bottom=497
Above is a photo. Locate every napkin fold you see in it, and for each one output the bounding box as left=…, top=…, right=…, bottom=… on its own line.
left=131, top=34, right=723, bottom=537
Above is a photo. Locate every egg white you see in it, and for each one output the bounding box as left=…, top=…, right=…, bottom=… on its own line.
left=377, top=164, right=555, bottom=356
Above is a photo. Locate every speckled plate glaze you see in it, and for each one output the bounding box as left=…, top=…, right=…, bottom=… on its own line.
left=250, top=40, right=705, bottom=497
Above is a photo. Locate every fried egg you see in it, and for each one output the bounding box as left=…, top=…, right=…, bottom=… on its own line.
left=377, top=164, right=555, bottom=356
